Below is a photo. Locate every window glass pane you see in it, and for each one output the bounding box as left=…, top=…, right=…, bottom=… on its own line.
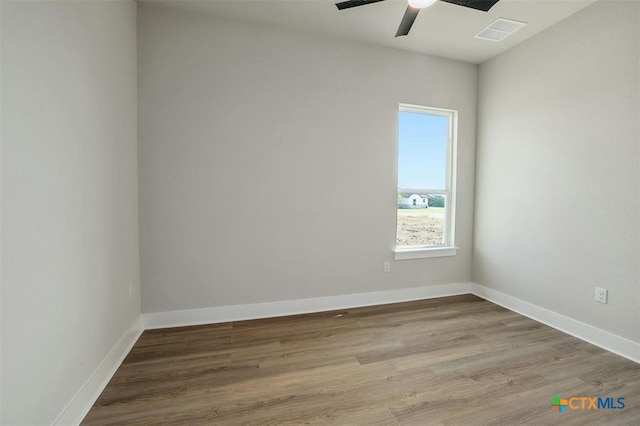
left=397, top=111, right=448, bottom=190
left=396, top=194, right=446, bottom=247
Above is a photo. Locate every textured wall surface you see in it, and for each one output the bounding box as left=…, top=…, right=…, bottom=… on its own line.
left=138, top=5, right=478, bottom=313
left=1, top=1, right=140, bottom=423
left=474, top=0, right=640, bottom=343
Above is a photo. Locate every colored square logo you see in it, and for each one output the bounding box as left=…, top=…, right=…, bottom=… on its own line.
left=550, top=395, right=568, bottom=413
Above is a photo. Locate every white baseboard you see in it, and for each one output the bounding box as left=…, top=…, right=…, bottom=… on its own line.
left=53, top=315, right=144, bottom=426
left=54, top=282, right=639, bottom=425
left=143, top=282, right=472, bottom=329
left=143, top=283, right=639, bottom=364
left=470, top=283, right=640, bottom=364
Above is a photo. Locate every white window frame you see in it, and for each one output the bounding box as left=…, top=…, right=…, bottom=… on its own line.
left=394, top=103, right=458, bottom=260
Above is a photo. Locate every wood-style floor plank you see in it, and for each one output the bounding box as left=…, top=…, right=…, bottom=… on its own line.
left=82, top=295, right=640, bottom=425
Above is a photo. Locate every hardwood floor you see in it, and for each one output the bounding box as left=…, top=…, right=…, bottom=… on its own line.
left=82, top=295, right=640, bottom=425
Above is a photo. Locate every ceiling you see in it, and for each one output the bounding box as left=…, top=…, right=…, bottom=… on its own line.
left=146, top=0, right=597, bottom=64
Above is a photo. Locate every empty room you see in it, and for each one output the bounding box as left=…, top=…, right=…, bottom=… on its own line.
left=1, top=0, right=639, bottom=424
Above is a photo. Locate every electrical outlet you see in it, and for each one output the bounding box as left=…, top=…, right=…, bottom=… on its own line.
left=595, top=287, right=608, bottom=304
left=383, top=261, right=391, bottom=273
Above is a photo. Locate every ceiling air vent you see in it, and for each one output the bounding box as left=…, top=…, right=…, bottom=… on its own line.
left=475, top=18, right=527, bottom=42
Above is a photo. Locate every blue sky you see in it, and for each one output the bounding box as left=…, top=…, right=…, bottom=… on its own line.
left=397, top=111, right=448, bottom=190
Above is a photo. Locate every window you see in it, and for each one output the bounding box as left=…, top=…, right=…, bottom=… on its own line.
left=395, top=104, right=457, bottom=260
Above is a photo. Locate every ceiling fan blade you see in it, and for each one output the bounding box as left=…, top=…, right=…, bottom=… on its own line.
left=439, top=0, right=500, bottom=12
left=335, top=0, right=386, bottom=11
left=395, top=6, right=420, bottom=37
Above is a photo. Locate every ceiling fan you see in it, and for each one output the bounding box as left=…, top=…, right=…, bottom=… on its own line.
left=335, top=0, right=500, bottom=37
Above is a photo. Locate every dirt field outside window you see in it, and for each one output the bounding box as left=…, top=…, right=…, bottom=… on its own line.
left=396, top=208, right=445, bottom=247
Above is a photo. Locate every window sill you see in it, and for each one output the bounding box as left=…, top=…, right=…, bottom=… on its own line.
left=394, top=246, right=458, bottom=260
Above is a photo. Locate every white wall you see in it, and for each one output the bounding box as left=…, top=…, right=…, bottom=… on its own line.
left=0, top=0, right=3, bottom=419
left=1, top=1, right=140, bottom=424
left=138, top=5, right=477, bottom=313
left=474, top=0, right=640, bottom=343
